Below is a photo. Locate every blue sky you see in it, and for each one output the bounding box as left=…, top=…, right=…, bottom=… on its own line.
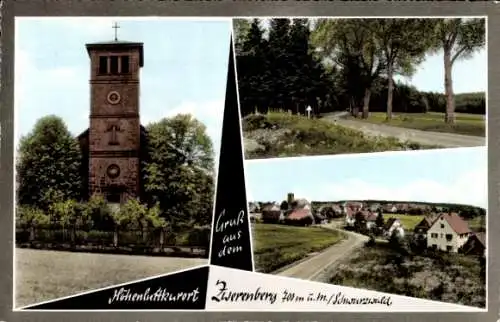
left=245, top=147, right=487, bottom=208
left=15, top=18, right=232, bottom=158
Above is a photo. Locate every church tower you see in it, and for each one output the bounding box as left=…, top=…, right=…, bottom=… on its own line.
left=84, top=26, right=144, bottom=204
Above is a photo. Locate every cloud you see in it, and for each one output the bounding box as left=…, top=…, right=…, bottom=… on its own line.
left=288, top=168, right=487, bottom=208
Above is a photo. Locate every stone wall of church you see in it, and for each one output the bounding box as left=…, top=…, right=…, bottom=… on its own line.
left=90, top=83, right=139, bottom=116
left=89, top=157, right=140, bottom=198
left=89, top=118, right=140, bottom=151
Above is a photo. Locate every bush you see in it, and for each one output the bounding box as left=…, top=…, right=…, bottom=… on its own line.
left=186, top=225, right=211, bottom=247
left=17, top=206, right=50, bottom=227
left=84, top=195, right=114, bottom=231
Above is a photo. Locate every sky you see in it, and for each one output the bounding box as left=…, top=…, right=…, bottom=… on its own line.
left=15, top=17, right=232, bottom=159
left=254, top=18, right=487, bottom=94
left=245, top=147, right=487, bottom=209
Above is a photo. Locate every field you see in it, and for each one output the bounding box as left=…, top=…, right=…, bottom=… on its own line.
left=383, top=214, right=486, bottom=232
left=328, top=242, right=485, bottom=308
left=384, top=214, right=424, bottom=231
left=252, top=223, right=346, bottom=273
left=243, top=112, right=437, bottom=159
left=15, top=248, right=207, bottom=308
left=355, top=112, right=485, bottom=137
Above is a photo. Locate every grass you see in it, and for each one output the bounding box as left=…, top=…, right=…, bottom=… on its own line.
left=353, top=112, right=485, bottom=137
left=15, top=248, right=207, bottom=308
left=252, top=223, right=346, bottom=274
left=384, top=214, right=425, bottom=231
left=242, top=112, right=440, bottom=159
left=330, top=242, right=485, bottom=308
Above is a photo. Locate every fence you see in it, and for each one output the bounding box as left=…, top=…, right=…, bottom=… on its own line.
left=15, top=225, right=209, bottom=257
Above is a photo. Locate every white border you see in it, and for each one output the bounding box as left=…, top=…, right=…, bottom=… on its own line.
left=12, top=15, right=489, bottom=313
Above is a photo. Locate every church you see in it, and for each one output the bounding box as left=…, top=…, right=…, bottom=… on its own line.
left=77, top=25, right=149, bottom=204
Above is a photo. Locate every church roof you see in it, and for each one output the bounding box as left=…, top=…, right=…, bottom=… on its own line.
left=86, top=40, right=144, bottom=67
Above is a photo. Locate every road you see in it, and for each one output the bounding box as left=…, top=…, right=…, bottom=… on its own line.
left=275, top=222, right=368, bottom=282
left=322, top=112, right=485, bottom=148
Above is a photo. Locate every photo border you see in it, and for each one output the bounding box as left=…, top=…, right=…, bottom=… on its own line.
left=1, top=1, right=498, bottom=322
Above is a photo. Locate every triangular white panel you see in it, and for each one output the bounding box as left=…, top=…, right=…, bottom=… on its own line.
left=206, top=265, right=484, bottom=312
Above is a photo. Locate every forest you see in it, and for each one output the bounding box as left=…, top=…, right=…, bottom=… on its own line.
left=234, top=18, right=486, bottom=121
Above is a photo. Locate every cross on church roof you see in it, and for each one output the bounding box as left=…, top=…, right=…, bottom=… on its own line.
left=112, top=22, right=120, bottom=41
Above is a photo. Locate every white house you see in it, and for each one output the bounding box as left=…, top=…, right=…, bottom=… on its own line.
left=384, top=218, right=404, bottom=239
left=344, top=207, right=356, bottom=227
left=426, top=213, right=472, bottom=253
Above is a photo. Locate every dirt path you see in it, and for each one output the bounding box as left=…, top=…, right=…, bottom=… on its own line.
left=322, top=112, right=485, bottom=148
left=275, top=223, right=368, bottom=282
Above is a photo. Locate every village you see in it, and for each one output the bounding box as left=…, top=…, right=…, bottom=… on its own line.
left=249, top=192, right=486, bottom=307
left=250, top=192, right=486, bottom=257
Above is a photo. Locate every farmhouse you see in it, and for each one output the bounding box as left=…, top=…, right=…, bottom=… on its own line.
left=344, top=207, right=356, bottom=227
left=285, top=208, right=315, bottom=226
left=413, top=213, right=439, bottom=240
left=427, top=213, right=472, bottom=253
left=461, top=232, right=486, bottom=256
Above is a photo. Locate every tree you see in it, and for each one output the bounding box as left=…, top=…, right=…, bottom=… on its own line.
left=354, top=212, right=366, bottom=232
left=312, top=19, right=385, bottom=119
left=369, top=19, right=436, bottom=120
left=280, top=200, right=289, bottom=210
left=430, top=18, right=485, bottom=123
left=143, top=114, right=215, bottom=227
left=16, top=115, right=83, bottom=211
left=375, top=209, right=384, bottom=228
left=237, top=19, right=272, bottom=115
left=233, top=19, right=251, bottom=55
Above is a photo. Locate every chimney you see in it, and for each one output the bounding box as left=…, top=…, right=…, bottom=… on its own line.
left=287, top=192, right=294, bottom=206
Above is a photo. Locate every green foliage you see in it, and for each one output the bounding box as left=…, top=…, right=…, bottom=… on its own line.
left=186, top=225, right=211, bottom=247
left=236, top=18, right=485, bottom=120
left=143, top=114, right=215, bottom=227
left=17, top=206, right=50, bottom=227
left=243, top=112, right=437, bottom=159
left=375, top=210, right=384, bottom=228
left=48, top=199, right=80, bottom=226
left=83, top=194, right=114, bottom=231
left=16, top=115, right=83, bottom=211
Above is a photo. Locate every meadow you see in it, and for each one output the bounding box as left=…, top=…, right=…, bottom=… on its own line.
left=252, top=223, right=346, bottom=274
left=15, top=248, right=206, bottom=308
left=243, top=112, right=436, bottom=159
left=355, top=112, right=485, bottom=137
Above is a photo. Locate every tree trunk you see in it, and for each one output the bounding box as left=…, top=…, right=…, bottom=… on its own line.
left=362, top=88, right=371, bottom=119
left=386, top=64, right=394, bottom=120
left=444, top=47, right=455, bottom=124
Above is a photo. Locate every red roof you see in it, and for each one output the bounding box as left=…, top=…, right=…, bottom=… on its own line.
left=438, top=213, right=471, bottom=234
left=364, top=211, right=378, bottom=221
left=287, top=209, right=311, bottom=220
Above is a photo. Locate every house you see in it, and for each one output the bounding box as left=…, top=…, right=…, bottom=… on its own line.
left=383, top=204, right=397, bottom=213
left=344, top=207, right=356, bottom=227
left=427, top=213, right=472, bottom=252
left=364, top=211, right=378, bottom=230
left=285, top=208, right=315, bottom=226
left=369, top=203, right=381, bottom=212
left=413, top=213, right=439, bottom=240
left=261, top=203, right=282, bottom=224
left=384, top=218, right=404, bottom=238
left=461, top=232, right=486, bottom=256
